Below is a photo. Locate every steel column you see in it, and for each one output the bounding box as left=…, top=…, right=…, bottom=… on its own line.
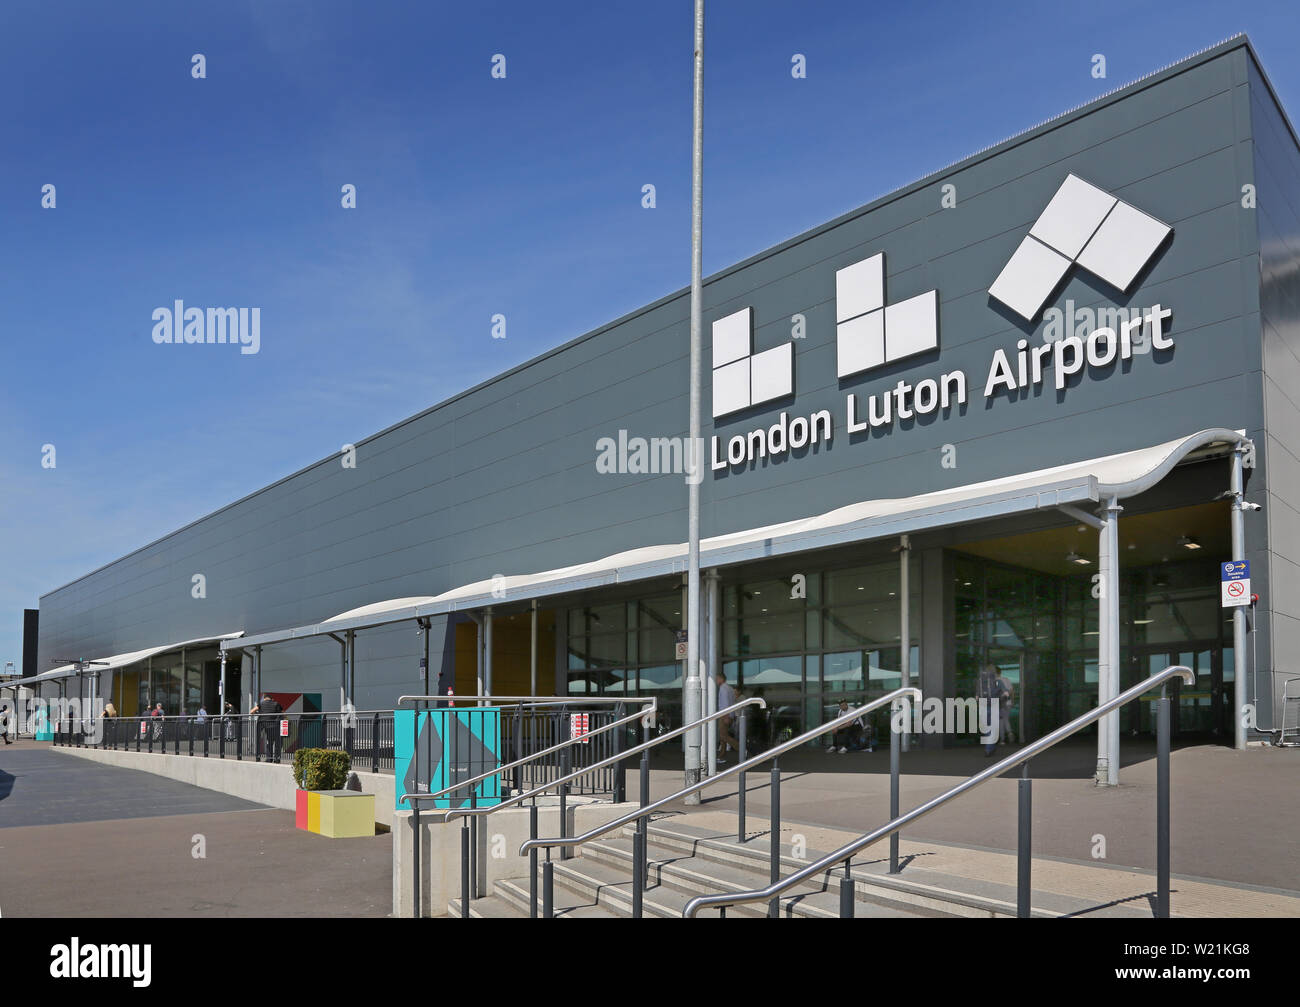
left=683, top=0, right=705, bottom=805
left=769, top=759, right=780, bottom=918
left=889, top=698, right=901, bottom=873
left=484, top=609, right=493, bottom=700
left=530, top=600, right=538, bottom=697
left=1230, top=447, right=1247, bottom=750
left=705, top=570, right=719, bottom=777
left=529, top=804, right=539, bottom=918
left=1017, top=762, right=1032, bottom=918
left=737, top=708, right=747, bottom=842
left=900, top=534, right=910, bottom=752
left=1157, top=691, right=1171, bottom=917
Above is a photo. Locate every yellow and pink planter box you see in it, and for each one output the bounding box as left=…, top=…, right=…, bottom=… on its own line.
left=295, top=789, right=375, bottom=838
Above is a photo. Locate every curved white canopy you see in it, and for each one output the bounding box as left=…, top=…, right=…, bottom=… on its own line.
left=228, top=428, right=1248, bottom=651
left=6, top=632, right=245, bottom=689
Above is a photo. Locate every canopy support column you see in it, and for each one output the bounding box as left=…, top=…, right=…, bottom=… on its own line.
left=530, top=600, right=538, bottom=697
left=472, top=613, right=484, bottom=706
left=1097, top=496, right=1122, bottom=786
left=1231, top=445, right=1247, bottom=750
left=485, top=609, right=494, bottom=702
left=346, top=629, right=356, bottom=711
left=418, top=618, right=431, bottom=696
left=899, top=535, right=911, bottom=753
left=704, top=569, right=719, bottom=777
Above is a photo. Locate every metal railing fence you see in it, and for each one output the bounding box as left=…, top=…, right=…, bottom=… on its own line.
left=51, top=711, right=397, bottom=773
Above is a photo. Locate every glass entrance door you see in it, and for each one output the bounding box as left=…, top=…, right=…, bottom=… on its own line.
left=1129, top=645, right=1221, bottom=738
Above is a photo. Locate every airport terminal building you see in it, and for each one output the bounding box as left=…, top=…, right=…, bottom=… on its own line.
left=27, top=38, right=1300, bottom=768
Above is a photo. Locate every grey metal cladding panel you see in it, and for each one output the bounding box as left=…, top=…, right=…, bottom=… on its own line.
left=1264, top=421, right=1300, bottom=517
left=448, top=356, right=688, bottom=483
left=447, top=299, right=687, bottom=441
left=1263, top=321, right=1300, bottom=411
left=1252, top=57, right=1300, bottom=655
left=708, top=61, right=1239, bottom=316
left=1268, top=542, right=1300, bottom=622
left=440, top=478, right=683, bottom=570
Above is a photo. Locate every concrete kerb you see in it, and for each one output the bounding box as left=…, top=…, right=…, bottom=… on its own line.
left=393, top=800, right=642, bottom=918
left=48, top=744, right=396, bottom=827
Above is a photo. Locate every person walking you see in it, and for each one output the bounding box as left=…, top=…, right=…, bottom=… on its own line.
left=0, top=704, right=12, bottom=744
left=258, top=693, right=283, bottom=763
left=995, top=671, right=1015, bottom=745
left=714, top=672, right=739, bottom=764
left=150, top=701, right=164, bottom=744
left=975, top=665, right=1009, bottom=757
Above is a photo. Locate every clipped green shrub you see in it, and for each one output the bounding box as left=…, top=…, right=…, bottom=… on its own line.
left=293, top=748, right=352, bottom=791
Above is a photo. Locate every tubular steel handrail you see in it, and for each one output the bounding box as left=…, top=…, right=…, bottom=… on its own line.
left=397, top=694, right=664, bottom=918
left=398, top=695, right=658, bottom=708
left=418, top=697, right=765, bottom=919
left=399, top=703, right=655, bottom=807
left=522, top=687, right=920, bottom=855
left=441, top=697, right=766, bottom=824
left=519, top=686, right=920, bottom=918
left=683, top=666, right=1195, bottom=919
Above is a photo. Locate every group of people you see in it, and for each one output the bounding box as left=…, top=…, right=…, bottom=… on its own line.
left=91, top=696, right=284, bottom=758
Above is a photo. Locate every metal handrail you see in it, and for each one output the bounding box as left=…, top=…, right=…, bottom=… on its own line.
left=410, top=695, right=763, bottom=919
left=442, top=697, right=767, bottom=823
left=520, top=687, right=921, bottom=856
left=398, top=695, right=658, bottom=708
left=399, top=703, right=654, bottom=806
left=683, top=666, right=1194, bottom=917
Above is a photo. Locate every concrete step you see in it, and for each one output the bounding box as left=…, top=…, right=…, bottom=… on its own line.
left=447, top=895, right=528, bottom=919
left=633, top=817, right=1151, bottom=919
left=492, top=873, right=621, bottom=918
left=581, top=834, right=938, bottom=918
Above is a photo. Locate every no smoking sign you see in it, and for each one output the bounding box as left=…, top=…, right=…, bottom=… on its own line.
left=1221, top=560, right=1251, bottom=608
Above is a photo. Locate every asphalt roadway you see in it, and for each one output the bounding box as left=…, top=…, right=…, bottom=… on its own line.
left=0, top=741, right=391, bottom=918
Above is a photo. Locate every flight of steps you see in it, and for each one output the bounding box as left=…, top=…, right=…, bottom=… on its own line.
left=448, top=816, right=955, bottom=918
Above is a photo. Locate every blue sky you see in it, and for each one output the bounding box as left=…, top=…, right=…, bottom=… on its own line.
left=2, top=0, right=1297, bottom=668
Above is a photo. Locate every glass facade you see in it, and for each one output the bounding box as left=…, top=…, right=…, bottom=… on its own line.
left=112, top=645, right=233, bottom=718
left=955, top=553, right=1230, bottom=744
left=566, top=594, right=683, bottom=723
left=562, top=546, right=1232, bottom=749
left=564, top=557, right=921, bottom=745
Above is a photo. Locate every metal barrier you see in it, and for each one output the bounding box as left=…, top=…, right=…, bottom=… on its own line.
left=452, top=696, right=767, bottom=920
left=683, top=666, right=1195, bottom=919
left=397, top=694, right=664, bottom=918
left=520, top=688, right=917, bottom=918
left=51, top=711, right=396, bottom=772
left=1278, top=677, right=1300, bottom=747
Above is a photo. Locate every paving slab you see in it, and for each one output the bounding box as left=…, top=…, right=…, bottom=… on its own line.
left=641, top=741, right=1300, bottom=891
left=664, top=810, right=1300, bottom=918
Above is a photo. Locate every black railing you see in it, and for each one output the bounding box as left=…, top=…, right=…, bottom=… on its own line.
left=503, top=704, right=626, bottom=799
left=51, top=711, right=396, bottom=773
